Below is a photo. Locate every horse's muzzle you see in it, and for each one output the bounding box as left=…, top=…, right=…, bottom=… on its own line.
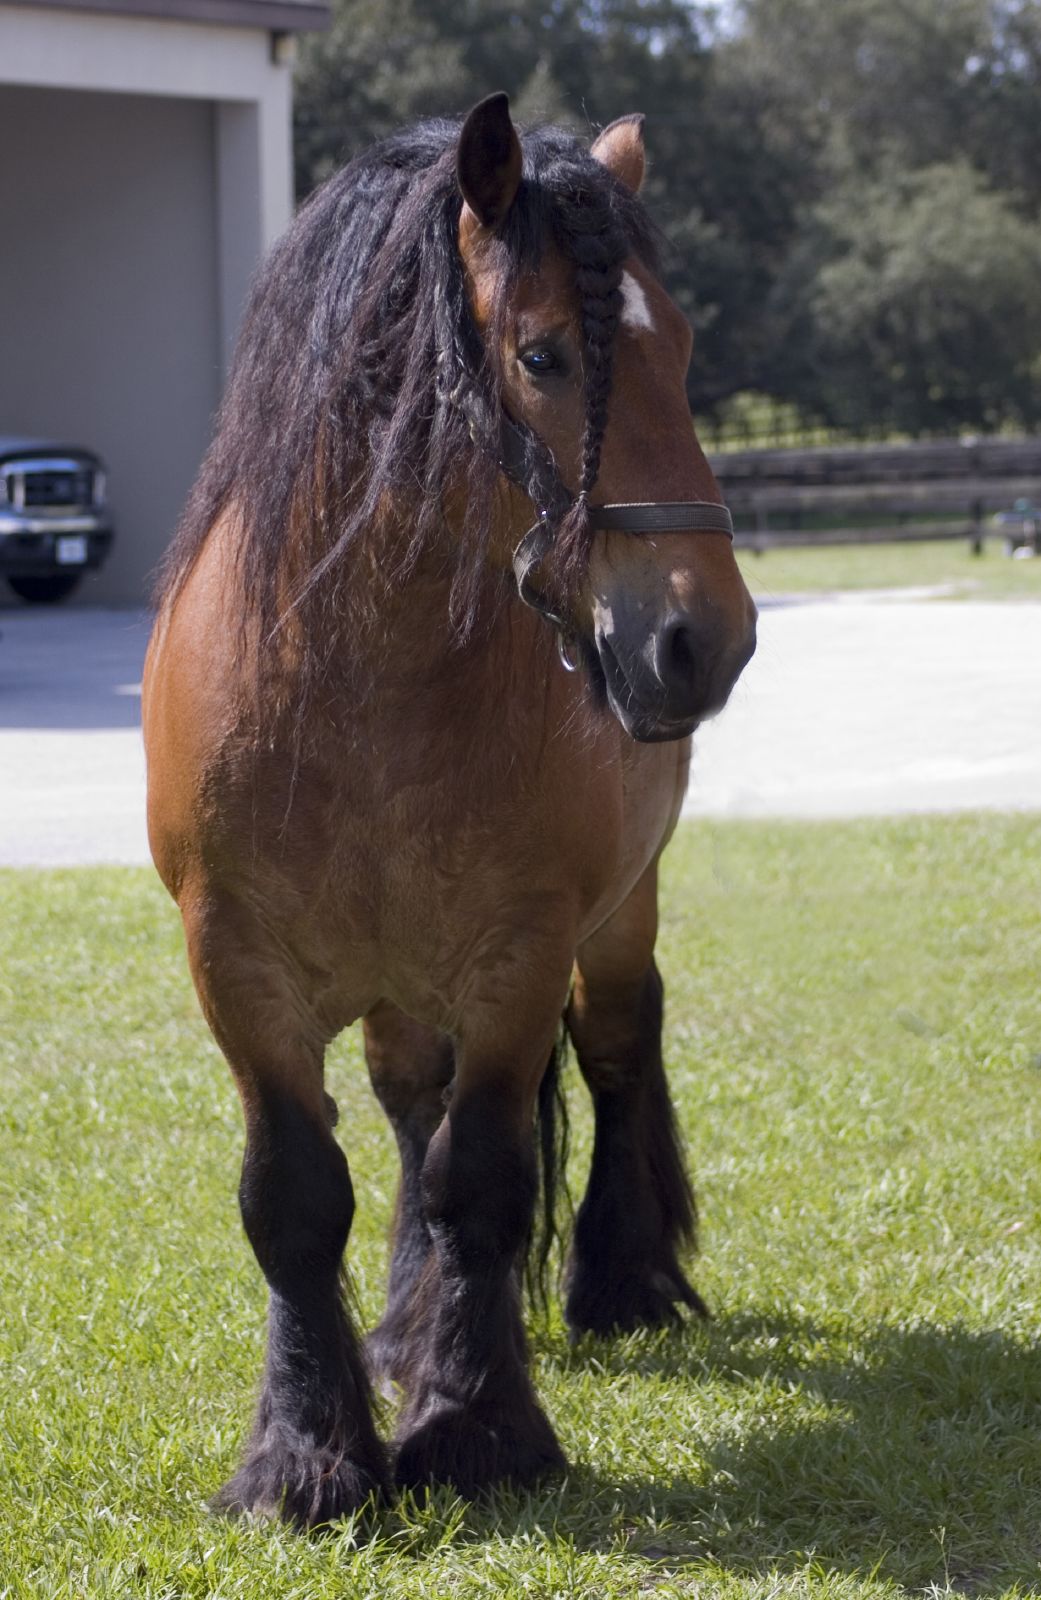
left=592, top=599, right=757, bottom=743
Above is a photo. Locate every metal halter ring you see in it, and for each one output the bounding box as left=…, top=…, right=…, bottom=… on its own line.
left=557, top=633, right=581, bottom=673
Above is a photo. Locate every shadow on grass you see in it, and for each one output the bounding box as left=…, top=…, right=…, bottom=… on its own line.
left=587, top=1311, right=1041, bottom=1595
left=390, top=1311, right=1041, bottom=1597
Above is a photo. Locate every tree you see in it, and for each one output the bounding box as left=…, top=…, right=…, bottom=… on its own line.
left=963, top=1, right=1041, bottom=212
left=732, top=0, right=992, bottom=178
left=292, top=0, right=1041, bottom=433
left=293, top=0, right=471, bottom=193
left=775, top=163, right=1041, bottom=433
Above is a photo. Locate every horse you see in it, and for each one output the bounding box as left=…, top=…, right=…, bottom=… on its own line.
left=142, top=92, right=757, bottom=1528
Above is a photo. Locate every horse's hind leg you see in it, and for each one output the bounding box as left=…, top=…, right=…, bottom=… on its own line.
left=362, top=1003, right=454, bottom=1389
left=565, top=862, right=708, bottom=1336
left=182, top=893, right=389, bottom=1527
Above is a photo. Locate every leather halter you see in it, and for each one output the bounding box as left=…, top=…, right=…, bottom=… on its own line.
left=499, top=409, right=733, bottom=632
left=450, top=378, right=734, bottom=635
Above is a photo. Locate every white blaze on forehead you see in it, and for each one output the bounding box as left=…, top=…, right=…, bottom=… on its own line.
left=619, top=270, right=655, bottom=333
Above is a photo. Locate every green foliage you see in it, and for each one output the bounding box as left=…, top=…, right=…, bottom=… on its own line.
left=787, top=163, right=1041, bottom=433
left=293, top=0, right=471, bottom=192
left=733, top=0, right=1041, bottom=433
left=292, top=0, right=1041, bottom=437
left=734, top=0, right=991, bottom=177
left=3, top=816, right=1041, bottom=1594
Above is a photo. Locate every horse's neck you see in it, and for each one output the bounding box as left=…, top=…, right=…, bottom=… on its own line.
left=362, top=564, right=552, bottom=716
left=304, top=556, right=569, bottom=789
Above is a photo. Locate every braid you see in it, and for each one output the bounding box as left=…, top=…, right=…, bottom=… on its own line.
left=574, top=241, right=624, bottom=495
left=545, top=180, right=628, bottom=592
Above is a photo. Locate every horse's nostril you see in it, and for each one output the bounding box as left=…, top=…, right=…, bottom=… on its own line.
left=658, top=618, right=697, bottom=694
left=667, top=622, right=696, bottom=681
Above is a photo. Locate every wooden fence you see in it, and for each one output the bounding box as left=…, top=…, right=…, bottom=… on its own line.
left=708, top=437, right=1041, bottom=553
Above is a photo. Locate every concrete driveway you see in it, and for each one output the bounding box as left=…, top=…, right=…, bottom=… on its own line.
left=0, top=607, right=151, bottom=866
left=684, top=594, right=1041, bottom=819
left=1, top=597, right=1039, bottom=866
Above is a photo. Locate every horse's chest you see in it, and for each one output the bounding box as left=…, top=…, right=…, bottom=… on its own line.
left=323, top=732, right=688, bottom=1005
left=578, top=734, right=690, bottom=939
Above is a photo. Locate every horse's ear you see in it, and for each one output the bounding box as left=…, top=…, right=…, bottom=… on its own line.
left=590, top=114, right=646, bottom=194
left=457, top=92, right=523, bottom=234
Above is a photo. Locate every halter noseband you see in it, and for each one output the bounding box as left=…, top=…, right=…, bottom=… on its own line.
left=449, top=377, right=734, bottom=636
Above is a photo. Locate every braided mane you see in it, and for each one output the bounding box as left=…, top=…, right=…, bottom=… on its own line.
left=157, top=118, right=660, bottom=657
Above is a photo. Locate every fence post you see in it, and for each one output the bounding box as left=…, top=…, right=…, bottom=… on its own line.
left=970, top=498, right=983, bottom=556
left=753, top=498, right=766, bottom=556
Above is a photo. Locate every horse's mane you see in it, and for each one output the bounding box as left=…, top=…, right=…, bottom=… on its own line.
left=156, top=117, right=660, bottom=659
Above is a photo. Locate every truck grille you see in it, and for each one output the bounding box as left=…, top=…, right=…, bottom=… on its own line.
left=23, top=468, right=94, bottom=509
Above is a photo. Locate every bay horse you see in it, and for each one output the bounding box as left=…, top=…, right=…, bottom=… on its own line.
left=143, top=94, right=756, bottom=1527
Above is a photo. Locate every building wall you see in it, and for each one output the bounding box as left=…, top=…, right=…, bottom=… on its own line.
left=0, top=3, right=295, bottom=605
left=0, top=4, right=293, bottom=255
left=0, top=86, right=221, bottom=604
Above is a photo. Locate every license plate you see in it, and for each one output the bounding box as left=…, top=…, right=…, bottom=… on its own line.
left=55, top=535, right=88, bottom=565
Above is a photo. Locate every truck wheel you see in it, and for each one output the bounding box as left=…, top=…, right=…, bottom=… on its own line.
left=7, top=574, right=83, bottom=604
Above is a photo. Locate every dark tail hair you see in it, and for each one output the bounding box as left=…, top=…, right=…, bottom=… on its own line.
left=526, top=1028, right=572, bottom=1314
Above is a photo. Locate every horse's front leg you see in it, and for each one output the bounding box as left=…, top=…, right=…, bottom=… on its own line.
left=363, top=1002, right=454, bottom=1390
left=183, top=894, right=390, bottom=1527
left=392, top=964, right=570, bottom=1494
left=565, top=862, right=708, bottom=1336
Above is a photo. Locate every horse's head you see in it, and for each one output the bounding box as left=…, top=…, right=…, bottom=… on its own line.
left=456, top=95, right=757, bottom=743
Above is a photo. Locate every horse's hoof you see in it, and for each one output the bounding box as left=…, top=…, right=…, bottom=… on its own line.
left=394, top=1401, right=566, bottom=1496
left=214, top=1435, right=391, bottom=1530
left=566, top=1263, right=710, bottom=1338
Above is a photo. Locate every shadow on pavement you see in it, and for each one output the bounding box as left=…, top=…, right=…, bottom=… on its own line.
left=0, top=606, right=150, bottom=730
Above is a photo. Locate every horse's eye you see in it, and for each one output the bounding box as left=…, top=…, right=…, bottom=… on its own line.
left=519, top=346, right=560, bottom=375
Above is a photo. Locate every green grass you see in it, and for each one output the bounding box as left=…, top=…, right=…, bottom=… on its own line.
left=3, top=816, right=1041, bottom=1597
left=736, top=538, right=1041, bottom=601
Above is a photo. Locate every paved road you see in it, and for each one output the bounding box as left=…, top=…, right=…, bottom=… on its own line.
left=684, top=594, right=1041, bottom=819
left=1, top=598, right=1038, bottom=866
left=0, top=608, right=151, bottom=867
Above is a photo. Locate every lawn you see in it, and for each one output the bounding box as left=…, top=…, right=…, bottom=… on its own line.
left=735, top=538, right=1041, bottom=601
left=3, top=815, right=1040, bottom=1598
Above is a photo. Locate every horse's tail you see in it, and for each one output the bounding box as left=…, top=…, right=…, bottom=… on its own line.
left=527, top=1026, right=572, bottom=1315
